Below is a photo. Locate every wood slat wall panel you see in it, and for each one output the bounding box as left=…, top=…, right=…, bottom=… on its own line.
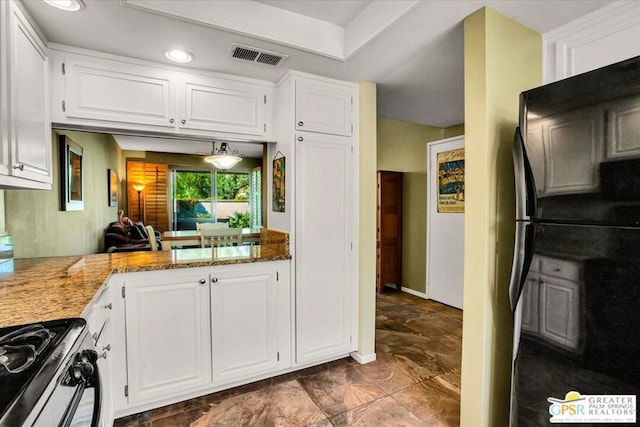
left=127, top=161, right=169, bottom=233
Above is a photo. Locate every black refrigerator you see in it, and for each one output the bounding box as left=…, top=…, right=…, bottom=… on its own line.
left=509, top=56, right=640, bottom=425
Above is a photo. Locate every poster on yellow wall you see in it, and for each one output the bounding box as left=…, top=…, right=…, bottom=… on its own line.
left=437, top=148, right=464, bottom=213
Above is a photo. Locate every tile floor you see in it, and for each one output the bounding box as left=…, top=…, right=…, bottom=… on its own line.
left=114, top=290, right=463, bottom=426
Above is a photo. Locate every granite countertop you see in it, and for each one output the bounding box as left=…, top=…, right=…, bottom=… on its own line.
left=0, top=230, right=290, bottom=328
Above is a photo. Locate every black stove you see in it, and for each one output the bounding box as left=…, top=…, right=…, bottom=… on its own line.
left=0, top=318, right=100, bottom=426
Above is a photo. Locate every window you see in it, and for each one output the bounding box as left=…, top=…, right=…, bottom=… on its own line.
left=171, top=169, right=261, bottom=230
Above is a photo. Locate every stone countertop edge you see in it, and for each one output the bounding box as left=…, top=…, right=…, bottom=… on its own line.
left=0, top=240, right=290, bottom=328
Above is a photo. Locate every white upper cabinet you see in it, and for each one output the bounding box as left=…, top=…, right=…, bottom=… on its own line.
left=50, top=47, right=275, bottom=141
left=180, top=74, right=271, bottom=137
left=63, top=54, right=177, bottom=129
left=0, top=1, right=51, bottom=189
left=295, top=79, right=354, bottom=136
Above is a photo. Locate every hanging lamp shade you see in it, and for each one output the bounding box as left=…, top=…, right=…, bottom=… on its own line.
left=204, top=142, right=242, bottom=170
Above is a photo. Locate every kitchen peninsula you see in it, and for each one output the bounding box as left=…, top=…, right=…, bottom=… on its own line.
left=0, top=229, right=289, bottom=327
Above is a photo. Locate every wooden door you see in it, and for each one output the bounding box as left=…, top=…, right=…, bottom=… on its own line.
left=377, top=171, right=402, bottom=293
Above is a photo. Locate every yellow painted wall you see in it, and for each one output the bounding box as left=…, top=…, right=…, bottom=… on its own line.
left=460, top=8, right=541, bottom=426
left=377, top=117, right=446, bottom=294
left=444, top=123, right=465, bottom=139
left=357, top=82, right=377, bottom=359
left=5, top=130, right=124, bottom=258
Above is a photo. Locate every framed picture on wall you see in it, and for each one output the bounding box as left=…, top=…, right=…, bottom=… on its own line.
left=437, top=148, right=464, bottom=213
left=272, top=153, right=285, bottom=212
left=59, top=135, right=84, bottom=211
left=108, top=169, right=118, bottom=207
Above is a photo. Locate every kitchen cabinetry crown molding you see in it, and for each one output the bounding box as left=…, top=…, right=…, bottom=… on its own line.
left=48, top=43, right=277, bottom=89
left=543, top=1, right=640, bottom=83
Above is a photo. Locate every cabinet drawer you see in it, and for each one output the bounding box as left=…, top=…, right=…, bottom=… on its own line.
left=539, top=257, right=581, bottom=281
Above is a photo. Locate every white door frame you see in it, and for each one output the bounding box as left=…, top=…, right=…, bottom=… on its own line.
left=426, top=135, right=465, bottom=309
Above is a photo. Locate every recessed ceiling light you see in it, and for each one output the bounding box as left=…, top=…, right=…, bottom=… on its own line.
left=165, top=49, right=194, bottom=64
left=43, top=0, right=86, bottom=12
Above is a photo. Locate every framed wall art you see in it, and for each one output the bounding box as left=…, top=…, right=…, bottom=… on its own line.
left=437, top=148, right=464, bottom=213
left=108, top=169, right=118, bottom=207
left=272, top=152, right=285, bottom=212
left=59, top=135, right=84, bottom=211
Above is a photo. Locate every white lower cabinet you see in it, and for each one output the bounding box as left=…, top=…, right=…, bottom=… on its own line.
left=123, top=270, right=212, bottom=405
left=96, top=319, right=113, bottom=427
left=110, top=261, right=291, bottom=417
left=211, top=264, right=290, bottom=386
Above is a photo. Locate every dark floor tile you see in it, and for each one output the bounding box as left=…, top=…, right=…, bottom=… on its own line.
left=298, top=363, right=386, bottom=416
left=329, top=396, right=423, bottom=426
left=351, top=349, right=419, bottom=394
left=391, top=370, right=461, bottom=426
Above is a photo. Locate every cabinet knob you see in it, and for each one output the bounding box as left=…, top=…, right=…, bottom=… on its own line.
left=12, top=164, right=24, bottom=171
left=211, top=277, right=218, bottom=283
left=169, top=118, right=175, bottom=124
left=102, top=344, right=111, bottom=352
left=298, top=121, right=304, bottom=126
left=98, top=351, right=108, bottom=359
left=103, top=303, right=112, bottom=310
left=297, top=137, right=303, bottom=142
left=199, top=279, right=206, bottom=285
left=92, top=332, right=99, bottom=341
left=181, top=119, right=187, bottom=125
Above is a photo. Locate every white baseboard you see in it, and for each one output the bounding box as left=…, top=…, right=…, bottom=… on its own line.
left=350, top=351, right=377, bottom=364
left=401, top=287, right=428, bottom=299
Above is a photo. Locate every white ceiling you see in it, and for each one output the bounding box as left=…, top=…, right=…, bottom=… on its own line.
left=22, top=0, right=611, bottom=131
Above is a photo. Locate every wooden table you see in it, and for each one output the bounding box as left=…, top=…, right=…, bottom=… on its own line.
left=161, top=228, right=261, bottom=250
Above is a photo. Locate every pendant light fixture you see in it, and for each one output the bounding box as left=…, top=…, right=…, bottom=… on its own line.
left=204, top=142, right=243, bottom=170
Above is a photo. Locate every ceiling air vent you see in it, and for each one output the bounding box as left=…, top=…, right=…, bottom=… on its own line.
left=228, top=43, right=289, bottom=67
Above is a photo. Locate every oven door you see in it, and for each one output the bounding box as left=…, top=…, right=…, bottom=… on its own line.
left=33, top=336, right=101, bottom=427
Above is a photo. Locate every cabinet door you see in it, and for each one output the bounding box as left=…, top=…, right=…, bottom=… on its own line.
left=64, top=55, right=176, bottom=129
left=210, top=265, right=280, bottom=385
left=542, top=108, right=604, bottom=195
left=180, top=75, right=269, bottom=136
left=124, top=271, right=211, bottom=404
left=295, top=79, right=353, bottom=136
left=8, top=2, right=51, bottom=184
left=295, top=133, right=356, bottom=364
left=538, top=276, right=580, bottom=350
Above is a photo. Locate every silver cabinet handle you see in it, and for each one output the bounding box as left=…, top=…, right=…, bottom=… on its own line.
left=199, top=279, right=206, bottom=285
left=102, top=344, right=111, bottom=352
left=298, top=121, right=304, bottom=126
left=181, top=119, right=187, bottom=125
left=103, top=303, right=112, bottom=310
left=169, top=118, right=175, bottom=123
left=98, top=351, right=108, bottom=359
left=297, top=137, right=303, bottom=142
left=13, top=164, right=24, bottom=171
left=211, top=277, right=218, bottom=283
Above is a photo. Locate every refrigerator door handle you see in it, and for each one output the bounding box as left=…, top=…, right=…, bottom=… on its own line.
left=513, top=127, right=537, bottom=220
left=509, top=221, right=535, bottom=311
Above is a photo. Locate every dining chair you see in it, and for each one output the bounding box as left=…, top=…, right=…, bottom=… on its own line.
left=200, top=227, right=242, bottom=248
left=196, top=222, right=229, bottom=247
left=145, top=225, right=158, bottom=251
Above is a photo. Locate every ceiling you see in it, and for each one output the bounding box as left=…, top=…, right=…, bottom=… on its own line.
left=22, top=0, right=611, bottom=149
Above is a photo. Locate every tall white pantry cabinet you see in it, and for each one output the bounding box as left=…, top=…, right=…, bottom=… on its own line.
left=274, top=71, right=359, bottom=366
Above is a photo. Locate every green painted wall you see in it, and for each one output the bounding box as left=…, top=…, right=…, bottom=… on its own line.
left=5, top=130, right=123, bottom=258
left=377, top=116, right=448, bottom=294
left=444, top=123, right=465, bottom=139
left=460, top=7, right=541, bottom=426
